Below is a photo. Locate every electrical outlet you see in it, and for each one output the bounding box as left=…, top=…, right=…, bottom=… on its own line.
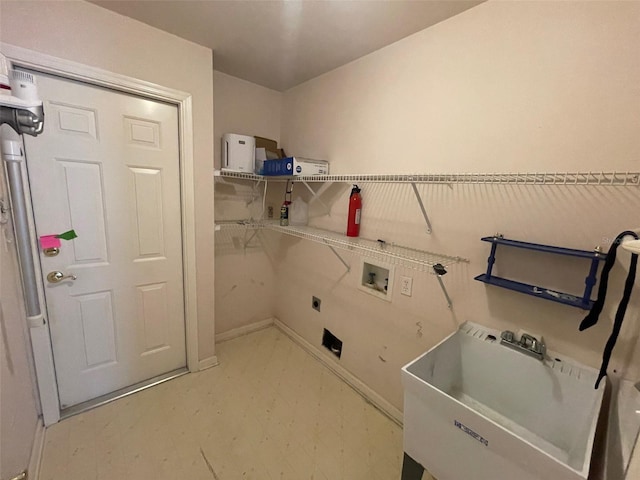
left=312, top=296, right=321, bottom=312
left=400, top=276, right=412, bottom=296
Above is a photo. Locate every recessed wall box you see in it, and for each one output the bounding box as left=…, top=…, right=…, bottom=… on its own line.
left=358, top=258, right=394, bottom=301
left=222, top=133, right=255, bottom=173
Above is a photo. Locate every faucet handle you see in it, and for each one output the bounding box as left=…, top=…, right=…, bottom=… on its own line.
left=501, top=330, right=515, bottom=343
left=520, top=333, right=545, bottom=355
left=519, top=333, right=537, bottom=348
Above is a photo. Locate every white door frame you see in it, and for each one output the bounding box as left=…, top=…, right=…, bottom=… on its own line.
left=2, top=43, right=201, bottom=425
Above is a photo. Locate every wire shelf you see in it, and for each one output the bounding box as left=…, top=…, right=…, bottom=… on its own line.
left=294, top=171, right=640, bottom=185
left=214, top=220, right=467, bottom=270
left=215, top=169, right=640, bottom=186
left=265, top=223, right=469, bottom=271
left=214, top=170, right=276, bottom=182
left=214, top=220, right=262, bottom=231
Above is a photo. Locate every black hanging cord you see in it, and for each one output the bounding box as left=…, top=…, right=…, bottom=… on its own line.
left=594, top=252, right=637, bottom=388
left=579, top=231, right=639, bottom=389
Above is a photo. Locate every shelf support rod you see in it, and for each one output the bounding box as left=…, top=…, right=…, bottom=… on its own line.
left=327, top=245, right=350, bottom=272
left=246, top=177, right=264, bottom=208
left=260, top=178, right=268, bottom=220
left=435, top=275, right=453, bottom=309
left=432, top=264, right=452, bottom=308
left=300, top=179, right=331, bottom=216
left=410, top=182, right=433, bottom=234
left=243, top=228, right=259, bottom=249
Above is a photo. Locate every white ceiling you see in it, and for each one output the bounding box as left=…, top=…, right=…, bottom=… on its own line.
left=91, top=0, right=483, bottom=91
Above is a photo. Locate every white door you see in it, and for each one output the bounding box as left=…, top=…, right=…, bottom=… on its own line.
left=23, top=72, right=186, bottom=409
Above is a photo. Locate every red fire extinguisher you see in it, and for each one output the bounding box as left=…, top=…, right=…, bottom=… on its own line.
left=346, top=184, right=361, bottom=237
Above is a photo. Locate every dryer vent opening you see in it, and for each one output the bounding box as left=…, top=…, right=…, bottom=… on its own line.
left=322, top=329, right=342, bottom=359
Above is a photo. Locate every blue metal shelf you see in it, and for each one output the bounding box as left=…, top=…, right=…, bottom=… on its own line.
left=476, top=235, right=607, bottom=310
left=474, top=274, right=594, bottom=309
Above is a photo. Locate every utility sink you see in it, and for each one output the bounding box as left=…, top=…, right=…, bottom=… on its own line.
left=401, top=322, right=605, bottom=480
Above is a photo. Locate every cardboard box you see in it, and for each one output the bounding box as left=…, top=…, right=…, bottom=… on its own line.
left=263, top=157, right=329, bottom=176
left=255, top=147, right=280, bottom=174
left=254, top=136, right=278, bottom=153
left=254, top=136, right=284, bottom=174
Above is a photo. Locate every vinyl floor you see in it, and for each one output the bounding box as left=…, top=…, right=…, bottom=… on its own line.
left=38, top=326, right=434, bottom=479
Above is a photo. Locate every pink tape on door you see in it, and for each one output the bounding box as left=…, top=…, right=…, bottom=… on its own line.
left=40, top=235, right=61, bottom=249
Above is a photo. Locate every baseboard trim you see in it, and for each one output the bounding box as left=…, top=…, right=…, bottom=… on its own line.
left=216, top=318, right=275, bottom=343
left=273, top=318, right=403, bottom=426
left=27, top=417, right=45, bottom=480
left=197, top=355, right=220, bottom=371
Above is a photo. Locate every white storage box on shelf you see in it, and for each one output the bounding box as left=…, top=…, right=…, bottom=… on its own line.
left=221, top=133, right=254, bottom=173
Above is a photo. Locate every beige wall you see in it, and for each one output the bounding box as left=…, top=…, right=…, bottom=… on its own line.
left=282, top=1, right=639, bottom=174
left=213, top=71, right=282, bottom=334
left=0, top=1, right=216, bottom=362
left=0, top=126, right=40, bottom=480
left=213, top=70, right=282, bottom=169
left=278, top=0, right=640, bottom=410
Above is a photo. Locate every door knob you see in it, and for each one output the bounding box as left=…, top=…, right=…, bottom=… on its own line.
left=46, top=271, right=77, bottom=283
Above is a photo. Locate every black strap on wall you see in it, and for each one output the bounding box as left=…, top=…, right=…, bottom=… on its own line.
left=579, top=231, right=638, bottom=389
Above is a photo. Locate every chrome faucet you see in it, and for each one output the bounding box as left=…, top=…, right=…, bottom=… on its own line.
left=500, top=330, right=546, bottom=361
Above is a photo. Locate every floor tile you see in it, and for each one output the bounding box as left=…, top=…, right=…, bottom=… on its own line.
left=39, top=326, right=433, bottom=479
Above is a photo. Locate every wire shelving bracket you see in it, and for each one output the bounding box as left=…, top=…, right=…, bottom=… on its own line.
left=299, top=179, right=331, bottom=216
left=410, top=182, right=433, bottom=234
left=327, top=245, right=350, bottom=272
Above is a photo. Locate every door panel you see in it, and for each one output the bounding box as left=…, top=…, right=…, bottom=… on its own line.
left=23, top=73, right=186, bottom=408
left=137, top=282, right=169, bottom=354
left=50, top=102, right=98, bottom=139
left=130, top=167, right=165, bottom=257
left=57, top=159, right=109, bottom=264
left=75, top=290, right=117, bottom=368
left=124, top=117, right=161, bottom=148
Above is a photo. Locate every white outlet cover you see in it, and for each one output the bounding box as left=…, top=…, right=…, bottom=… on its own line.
left=400, top=276, right=413, bottom=296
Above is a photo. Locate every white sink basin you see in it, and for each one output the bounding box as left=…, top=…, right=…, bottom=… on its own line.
left=402, top=322, right=604, bottom=480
